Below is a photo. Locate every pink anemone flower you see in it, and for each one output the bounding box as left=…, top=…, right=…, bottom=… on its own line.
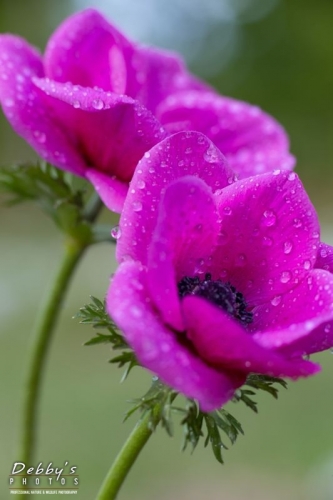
left=107, top=132, right=333, bottom=411
left=0, top=9, right=294, bottom=212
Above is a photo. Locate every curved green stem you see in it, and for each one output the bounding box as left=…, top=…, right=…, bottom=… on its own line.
left=19, top=238, right=86, bottom=463
left=96, top=413, right=156, bottom=500
left=19, top=191, right=104, bottom=463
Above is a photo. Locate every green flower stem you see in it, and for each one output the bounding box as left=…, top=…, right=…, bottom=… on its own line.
left=19, top=238, right=86, bottom=464
left=97, top=412, right=158, bottom=500
left=19, top=191, right=103, bottom=464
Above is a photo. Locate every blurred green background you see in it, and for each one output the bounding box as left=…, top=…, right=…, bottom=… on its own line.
left=1, top=0, right=333, bottom=498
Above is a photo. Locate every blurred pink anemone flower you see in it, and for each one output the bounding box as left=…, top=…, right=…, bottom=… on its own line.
left=107, top=132, right=333, bottom=412
left=0, top=9, right=294, bottom=213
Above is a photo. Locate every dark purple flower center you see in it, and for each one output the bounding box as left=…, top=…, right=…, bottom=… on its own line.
left=178, top=273, right=253, bottom=326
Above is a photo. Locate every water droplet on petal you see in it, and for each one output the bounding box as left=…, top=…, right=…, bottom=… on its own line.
left=204, top=144, right=219, bottom=163
left=293, top=218, right=302, bottom=228
left=303, top=260, right=311, bottom=270
left=283, top=241, right=293, bottom=254
left=111, top=225, right=121, bottom=240
left=223, top=206, right=232, bottom=215
left=137, top=179, right=145, bottom=189
left=280, top=271, right=291, bottom=283
left=92, top=99, right=104, bottom=110
left=320, top=248, right=327, bottom=258
left=73, top=100, right=80, bottom=109
left=261, top=210, right=277, bottom=227
left=271, top=295, right=281, bottom=306
left=132, top=201, right=142, bottom=212
left=288, top=172, right=296, bottom=181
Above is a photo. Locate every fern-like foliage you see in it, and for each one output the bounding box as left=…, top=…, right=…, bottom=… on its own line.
left=77, top=296, right=288, bottom=464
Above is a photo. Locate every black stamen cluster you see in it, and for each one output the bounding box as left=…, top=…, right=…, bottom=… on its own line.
left=177, top=273, right=253, bottom=326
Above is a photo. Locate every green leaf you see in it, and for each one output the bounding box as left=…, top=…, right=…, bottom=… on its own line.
left=76, top=297, right=137, bottom=379
left=125, top=373, right=287, bottom=465
left=204, top=413, right=228, bottom=464
left=84, top=333, right=114, bottom=346
left=77, top=295, right=289, bottom=466
left=110, top=352, right=138, bottom=382
left=0, top=162, right=91, bottom=239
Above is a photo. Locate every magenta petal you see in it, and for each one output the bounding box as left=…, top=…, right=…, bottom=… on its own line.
left=252, top=269, right=333, bottom=356
left=107, top=261, right=242, bottom=411
left=315, top=242, right=333, bottom=273
left=33, top=78, right=166, bottom=182
left=130, top=46, right=210, bottom=113
left=157, top=91, right=295, bottom=179
left=86, top=169, right=128, bottom=213
left=44, top=9, right=132, bottom=93
left=147, top=176, right=220, bottom=331
left=211, top=171, right=320, bottom=305
left=117, top=131, right=235, bottom=264
left=182, top=296, right=320, bottom=379
left=0, top=35, right=87, bottom=176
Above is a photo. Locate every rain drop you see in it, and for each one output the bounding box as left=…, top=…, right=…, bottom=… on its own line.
left=320, top=248, right=328, bottom=258
left=283, top=241, right=293, bottom=254
left=92, top=99, right=104, bottom=110
left=111, top=225, right=121, bottom=240
left=261, top=210, right=277, bottom=227
left=137, top=179, right=146, bottom=189
left=280, top=271, right=291, bottom=283
left=271, top=295, right=281, bottom=306
left=132, top=201, right=143, bottom=212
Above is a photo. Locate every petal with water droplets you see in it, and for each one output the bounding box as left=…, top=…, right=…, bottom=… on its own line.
left=33, top=78, right=167, bottom=190
left=315, top=242, right=333, bottom=273
left=252, top=269, right=333, bottom=356
left=0, top=35, right=86, bottom=176
left=211, top=171, right=320, bottom=305
left=157, top=91, right=295, bottom=179
left=44, top=8, right=132, bottom=93
left=147, top=176, right=220, bottom=331
left=117, top=131, right=234, bottom=263
left=183, top=295, right=320, bottom=378
left=107, top=261, right=242, bottom=412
